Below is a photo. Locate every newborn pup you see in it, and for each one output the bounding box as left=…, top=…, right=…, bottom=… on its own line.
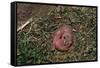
left=52, top=25, right=73, bottom=51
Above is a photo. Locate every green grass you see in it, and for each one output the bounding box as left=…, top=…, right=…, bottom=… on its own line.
left=17, top=6, right=97, bottom=65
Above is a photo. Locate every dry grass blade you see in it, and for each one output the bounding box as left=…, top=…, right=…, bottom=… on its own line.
left=17, top=17, right=33, bottom=32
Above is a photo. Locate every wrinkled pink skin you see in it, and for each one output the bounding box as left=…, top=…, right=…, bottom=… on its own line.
left=52, top=25, right=73, bottom=51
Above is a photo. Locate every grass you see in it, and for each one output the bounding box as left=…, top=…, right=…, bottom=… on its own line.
left=17, top=5, right=97, bottom=65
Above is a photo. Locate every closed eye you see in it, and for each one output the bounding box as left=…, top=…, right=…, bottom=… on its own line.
left=63, top=36, right=66, bottom=39
left=59, top=35, right=62, bottom=39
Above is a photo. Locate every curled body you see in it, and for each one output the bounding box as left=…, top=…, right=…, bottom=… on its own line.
left=52, top=25, right=73, bottom=51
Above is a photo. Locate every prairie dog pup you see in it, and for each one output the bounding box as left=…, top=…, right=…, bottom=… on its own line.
left=52, top=25, right=73, bottom=51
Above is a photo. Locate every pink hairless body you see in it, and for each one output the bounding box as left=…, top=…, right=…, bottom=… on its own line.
left=52, top=25, right=73, bottom=51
